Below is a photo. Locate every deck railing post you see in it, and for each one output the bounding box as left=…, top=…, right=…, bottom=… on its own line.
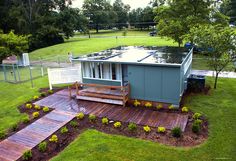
left=75, top=81, right=79, bottom=95
left=68, top=86, right=72, bottom=99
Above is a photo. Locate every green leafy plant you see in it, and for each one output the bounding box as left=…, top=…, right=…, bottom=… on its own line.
left=114, top=122, right=121, bottom=128
left=76, top=112, right=85, bottom=120
left=89, top=114, right=96, bottom=122
left=128, top=122, right=137, bottom=131
left=34, top=105, right=41, bottom=110
left=33, top=96, right=39, bottom=100
left=25, top=103, right=32, bottom=109
left=49, top=135, right=58, bottom=143
left=0, top=130, right=6, bottom=139
left=156, top=103, right=163, bottom=110
left=48, top=90, right=54, bottom=94
left=193, top=113, right=202, bottom=120
left=133, top=100, right=141, bottom=107
left=32, top=112, right=39, bottom=119
left=38, top=141, right=47, bottom=152
left=60, top=126, right=69, bottom=134
left=143, top=125, right=151, bottom=133
left=22, top=150, right=32, bottom=160
left=145, top=102, right=152, bottom=108
left=43, top=106, right=49, bottom=112
left=11, top=123, right=18, bottom=131
left=70, top=120, right=78, bottom=128
left=102, top=117, right=109, bottom=125
left=40, top=92, right=47, bottom=97
left=23, top=116, right=30, bottom=124
left=171, top=127, right=182, bottom=137
left=181, top=106, right=189, bottom=112
left=157, top=127, right=166, bottom=133
left=192, top=122, right=200, bottom=133
left=168, top=104, right=175, bottom=110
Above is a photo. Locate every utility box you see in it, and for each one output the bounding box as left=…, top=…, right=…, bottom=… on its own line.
left=187, top=74, right=205, bottom=92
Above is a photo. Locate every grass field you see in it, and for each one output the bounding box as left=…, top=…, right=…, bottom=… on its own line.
left=0, top=76, right=48, bottom=132
left=51, top=77, right=236, bottom=161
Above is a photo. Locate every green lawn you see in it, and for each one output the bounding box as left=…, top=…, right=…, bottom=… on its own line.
left=51, top=77, right=236, bottom=161
left=0, top=76, right=48, bottom=132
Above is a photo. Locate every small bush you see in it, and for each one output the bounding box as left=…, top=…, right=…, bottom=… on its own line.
left=89, top=114, right=96, bottom=122
left=0, top=131, right=6, bottom=139
left=70, top=120, right=78, bottom=128
left=40, top=92, right=47, bottom=97
left=193, top=112, right=202, bottom=120
left=114, top=122, right=121, bottom=128
left=43, top=106, right=49, bottom=112
left=145, top=102, right=152, bottom=108
left=171, top=127, right=182, bottom=137
left=32, top=112, right=40, bottom=119
left=194, top=119, right=203, bottom=125
left=128, top=123, right=137, bottom=131
left=157, top=127, right=166, bottom=133
left=192, top=122, right=201, bottom=133
left=60, top=126, right=69, bottom=134
left=133, top=100, right=141, bottom=107
left=23, top=116, right=30, bottom=124
left=102, top=117, right=109, bottom=125
left=156, top=103, right=163, bottom=110
left=22, top=150, right=32, bottom=160
left=143, top=125, right=151, bottom=133
left=49, top=135, right=58, bottom=143
left=38, top=141, right=47, bottom=152
left=181, top=106, right=188, bottom=112
left=34, top=105, right=41, bottom=110
left=11, top=123, right=18, bottom=131
left=168, top=104, right=175, bottom=110
left=76, top=112, right=85, bottom=120
left=33, top=96, right=39, bottom=100
left=48, top=90, right=54, bottom=94
left=25, top=103, right=32, bottom=109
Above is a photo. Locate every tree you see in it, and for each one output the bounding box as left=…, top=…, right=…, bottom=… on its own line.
left=190, top=25, right=236, bottom=89
left=0, top=31, right=28, bottom=63
left=113, top=0, right=130, bottom=29
left=83, top=0, right=116, bottom=33
left=220, top=0, right=236, bottom=23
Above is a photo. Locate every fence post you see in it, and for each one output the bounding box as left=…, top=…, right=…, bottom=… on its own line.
left=12, top=64, right=17, bottom=83
left=29, top=65, right=34, bottom=88
left=3, top=65, right=7, bottom=81
left=16, top=65, right=21, bottom=82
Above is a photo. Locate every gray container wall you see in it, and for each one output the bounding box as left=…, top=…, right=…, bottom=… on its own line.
left=127, top=65, right=181, bottom=105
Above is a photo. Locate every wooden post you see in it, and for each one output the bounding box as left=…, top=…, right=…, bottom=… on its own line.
left=122, top=87, right=126, bottom=107
left=68, top=86, right=72, bottom=99
left=75, top=81, right=79, bottom=96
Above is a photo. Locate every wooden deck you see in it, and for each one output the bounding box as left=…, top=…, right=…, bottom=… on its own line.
left=0, top=110, right=75, bottom=161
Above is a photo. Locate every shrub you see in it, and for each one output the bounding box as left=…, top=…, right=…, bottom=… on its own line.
left=70, top=120, right=78, bottom=128
left=89, top=114, right=96, bottom=122
left=43, top=106, right=50, bottom=112
left=76, top=112, right=85, bottom=120
left=11, top=123, right=18, bottom=131
left=133, top=100, right=141, bottom=107
left=192, top=122, right=201, bottom=133
left=102, top=117, right=109, bottom=125
left=143, top=125, right=151, bottom=133
left=168, top=104, right=175, bottom=110
left=49, top=135, right=58, bottom=143
left=25, top=103, right=32, bottom=109
left=193, top=113, right=202, bottom=120
left=114, top=122, right=121, bottom=128
left=171, top=127, right=182, bottom=137
left=22, top=150, right=32, bottom=160
left=145, top=102, right=152, bottom=108
left=194, top=119, right=203, bottom=125
left=156, top=103, right=163, bottom=110
left=34, top=105, right=41, bottom=110
left=157, top=127, right=166, bottom=133
left=0, top=131, right=6, bottom=139
left=38, top=141, right=47, bottom=152
left=48, top=90, right=54, bottom=94
left=33, top=96, right=39, bottom=100
left=60, top=126, right=69, bottom=134
left=40, top=92, right=47, bottom=97
left=128, top=123, right=137, bottom=131
left=181, top=106, right=188, bottom=112
left=23, top=116, right=30, bottom=123
left=32, top=112, right=40, bottom=119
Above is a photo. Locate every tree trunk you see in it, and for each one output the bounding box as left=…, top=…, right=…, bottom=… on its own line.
left=96, top=24, right=99, bottom=33
left=214, top=72, right=219, bottom=89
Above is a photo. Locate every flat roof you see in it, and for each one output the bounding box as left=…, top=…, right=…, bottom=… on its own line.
left=73, top=46, right=190, bottom=65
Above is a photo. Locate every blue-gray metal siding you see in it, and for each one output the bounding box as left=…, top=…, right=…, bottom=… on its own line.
left=127, top=65, right=181, bottom=105
left=82, top=78, right=121, bottom=86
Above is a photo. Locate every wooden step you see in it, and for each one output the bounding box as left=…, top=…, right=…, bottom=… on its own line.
left=79, top=91, right=124, bottom=100
left=76, top=95, right=124, bottom=105
left=81, top=87, right=127, bottom=96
